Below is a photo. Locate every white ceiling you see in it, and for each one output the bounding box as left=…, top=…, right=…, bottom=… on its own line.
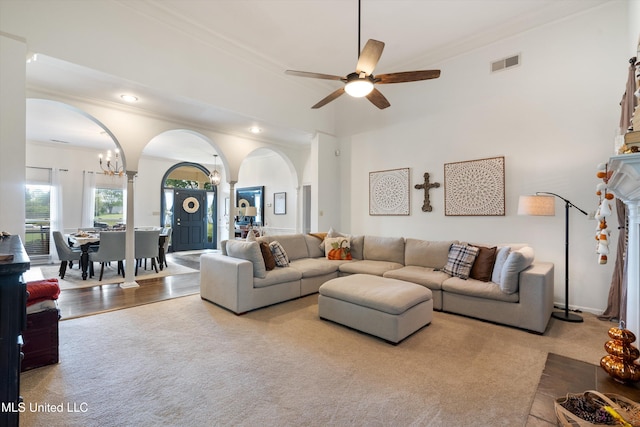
left=24, top=0, right=611, bottom=162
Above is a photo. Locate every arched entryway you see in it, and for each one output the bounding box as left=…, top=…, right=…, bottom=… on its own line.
left=161, top=162, right=217, bottom=252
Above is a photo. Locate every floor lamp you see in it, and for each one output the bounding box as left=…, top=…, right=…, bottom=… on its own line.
left=518, top=192, right=588, bottom=322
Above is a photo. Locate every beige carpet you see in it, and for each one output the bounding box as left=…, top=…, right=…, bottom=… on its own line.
left=20, top=295, right=613, bottom=427
left=31, top=262, right=198, bottom=290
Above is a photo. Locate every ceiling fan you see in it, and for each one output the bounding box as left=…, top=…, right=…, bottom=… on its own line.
left=285, top=0, right=441, bottom=110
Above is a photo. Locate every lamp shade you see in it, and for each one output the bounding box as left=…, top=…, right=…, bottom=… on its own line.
left=517, top=195, right=555, bottom=216
left=244, top=206, right=257, bottom=217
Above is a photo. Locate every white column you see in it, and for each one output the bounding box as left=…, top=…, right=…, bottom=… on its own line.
left=228, top=181, right=236, bottom=241
left=626, top=203, right=640, bottom=337
left=121, top=170, right=139, bottom=288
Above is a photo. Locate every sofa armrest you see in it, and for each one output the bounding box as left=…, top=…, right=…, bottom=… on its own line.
left=518, top=262, right=554, bottom=332
left=200, top=253, right=254, bottom=314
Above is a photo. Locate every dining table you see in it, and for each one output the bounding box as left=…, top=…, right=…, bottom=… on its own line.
left=67, top=232, right=100, bottom=280
left=68, top=230, right=169, bottom=280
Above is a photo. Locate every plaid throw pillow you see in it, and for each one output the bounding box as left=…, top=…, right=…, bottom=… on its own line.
left=269, top=241, right=289, bottom=267
left=443, top=244, right=479, bottom=280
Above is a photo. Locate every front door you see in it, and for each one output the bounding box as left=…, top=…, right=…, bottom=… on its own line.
left=173, top=189, right=207, bottom=252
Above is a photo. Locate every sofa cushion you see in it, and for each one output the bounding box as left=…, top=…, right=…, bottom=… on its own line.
left=469, top=245, right=497, bottom=282
left=383, top=266, right=450, bottom=290
left=270, top=234, right=309, bottom=261
left=304, top=234, right=325, bottom=258
left=363, top=235, right=405, bottom=265
left=325, top=236, right=352, bottom=260
left=253, top=267, right=302, bottom=288
left=500, top=246, right=535, bottom=294
left=226, top=240, right=267, bottom=279
left=339, top=259, right=403, bottom=276
left=443, top=244, right=479, bottom=280
left=442, top=276, right=519, bottom=303
left=350, top=235, right=364, bottom=260
left=290, top=258, right=344, bottom=278
left=259, top=241, right=276, bottom=271
left=404, top=239, right=457, bottom=269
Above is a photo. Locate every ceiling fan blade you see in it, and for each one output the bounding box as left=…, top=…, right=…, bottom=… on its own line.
left=312, top=87, right=346, bottom=109
left=376, top=70, right=441, bottom=84
left=356, top=39, right=385, bottom=76
left=285, top=70, right=345, bottom=81
left=366, top=88, right=390, bottom=109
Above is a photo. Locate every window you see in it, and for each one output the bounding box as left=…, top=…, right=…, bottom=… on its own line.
left=25, top=184, right=51, bottom=256
left=94, top=188, right=124, bottom=227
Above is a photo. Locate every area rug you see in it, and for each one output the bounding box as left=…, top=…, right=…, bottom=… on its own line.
left=33, top=262, right=199, bottom=290
left=19, top=294, right=611, bottom=427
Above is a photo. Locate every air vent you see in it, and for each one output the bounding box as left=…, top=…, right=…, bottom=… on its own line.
left=49, top=139, right=70, bottom=144
left=491, top=54, right=520, bottom=73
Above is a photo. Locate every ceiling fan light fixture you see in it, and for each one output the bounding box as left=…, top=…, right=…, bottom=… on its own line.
left=120, top=94, right=138, bottom=102
left=345, top=77, right=374, bottom=98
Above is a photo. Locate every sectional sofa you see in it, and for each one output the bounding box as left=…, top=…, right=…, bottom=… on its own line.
left=200, top=233, right=554, bottom=333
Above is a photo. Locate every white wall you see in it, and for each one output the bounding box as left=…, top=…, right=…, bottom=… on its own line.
left=341, top=2, right=629, bottom=314
left=0, top=34, right=27, bottom=237
left=237, top=149, right=298, bottom=234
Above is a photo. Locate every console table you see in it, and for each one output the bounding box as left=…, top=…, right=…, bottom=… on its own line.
left=608, top=153, right=640, bottom=341
left=0, top=235, right=30, bottom=426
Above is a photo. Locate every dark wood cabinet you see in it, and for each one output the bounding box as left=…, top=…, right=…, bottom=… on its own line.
left=0, top=235, right=30, bottom=427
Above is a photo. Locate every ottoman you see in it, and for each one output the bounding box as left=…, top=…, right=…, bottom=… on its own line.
left=318, top=274, right=433, bottom=343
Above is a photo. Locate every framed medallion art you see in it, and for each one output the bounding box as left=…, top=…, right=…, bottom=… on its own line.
left=444, top=156, right=505, bottom=216
left=369, top=168, right=410, bottom=216
left=274, top=192, right=286, bottom=215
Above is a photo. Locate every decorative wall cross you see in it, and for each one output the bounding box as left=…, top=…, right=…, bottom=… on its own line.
left=414, top=172, right=441, bottom=212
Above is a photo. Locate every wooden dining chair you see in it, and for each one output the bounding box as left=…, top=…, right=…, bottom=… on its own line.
left=52, top=230, right=82, bottom=279
left=134, top=229, right=160, bottom=275
left=88, top=231, right=126, bottom=281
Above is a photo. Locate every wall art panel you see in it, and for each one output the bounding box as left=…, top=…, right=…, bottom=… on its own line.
left=444, top=156, right=505, bottom=216
left=369, top=168, right=410, bottom=216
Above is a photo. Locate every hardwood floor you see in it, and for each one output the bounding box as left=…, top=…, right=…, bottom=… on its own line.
left=56, top=252, right=202, bottom=320
left=527, top=353, right=640, bottom=425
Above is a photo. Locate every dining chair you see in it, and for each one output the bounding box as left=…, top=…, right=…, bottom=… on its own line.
left=159, top=226, right=172, bottom=268
left=88, top=231, right=126, bottom=281
left=52, top=230, right=82, bottom=279
left=135, top=229, right=160, bottom=275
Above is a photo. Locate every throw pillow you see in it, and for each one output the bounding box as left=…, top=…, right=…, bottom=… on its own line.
left=226, top=240, right=267, bottom=279
left=500, top=246, right=535, bottom=294
left=470, top=245, right=497, bottom=282
left=246, top=229, right=257, bottom=241
left=442, top=244, right=480, bottom=280
left=259, top=241, right=276, bottom=271
left=326, top=227, right=345, bottom=238
left=324, top=236, right=352, bottom=260
left=491, top=246, right=511, bottom=283
left=269, top=241, right=290, bottom=267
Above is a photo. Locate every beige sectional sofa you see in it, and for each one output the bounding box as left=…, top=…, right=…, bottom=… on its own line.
left=200, top=233, right=554, bottom=333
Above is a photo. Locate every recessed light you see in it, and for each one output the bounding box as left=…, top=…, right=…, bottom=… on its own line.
left=249, top=126, right=262, bottom=134
left=120, top=94, right=138, bottom=102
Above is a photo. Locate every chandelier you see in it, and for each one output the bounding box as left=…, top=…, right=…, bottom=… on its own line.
left=209, top=154, right=221, bottom=186
left=99, top=148, right=124, bottom=177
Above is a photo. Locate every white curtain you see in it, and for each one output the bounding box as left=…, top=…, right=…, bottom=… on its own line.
left=81, top=171, right=96, bottom=228
left=164, top=189, right=174, bottom=226
left=49, top=168, right=64, bottom=263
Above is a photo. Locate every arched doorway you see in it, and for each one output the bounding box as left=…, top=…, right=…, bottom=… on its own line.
left=161, top=162, right=217, bottom=252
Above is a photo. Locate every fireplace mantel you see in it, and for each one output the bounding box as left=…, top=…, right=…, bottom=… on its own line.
left=608, top=153, right=640, bottom=339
